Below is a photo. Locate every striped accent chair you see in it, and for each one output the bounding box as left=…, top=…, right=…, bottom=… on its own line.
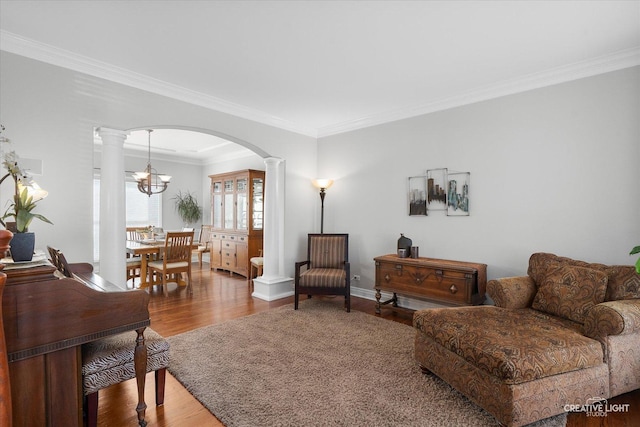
left=295, top=233, right=350, bottom=312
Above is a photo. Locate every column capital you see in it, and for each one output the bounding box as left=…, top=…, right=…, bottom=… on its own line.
left=264, top=157, right=284, bottom=167
left=96, top=127, right=129, bottom=142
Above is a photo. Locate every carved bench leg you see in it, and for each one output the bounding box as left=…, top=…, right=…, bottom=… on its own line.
left=156, top=368, right=166, bottom=405
left=135, top=328, right=148, bottom=427
left=86, top=392, right=98, bottom=427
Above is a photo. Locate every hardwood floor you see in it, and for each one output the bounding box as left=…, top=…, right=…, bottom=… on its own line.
left=98, top=265, right=639, bottom=426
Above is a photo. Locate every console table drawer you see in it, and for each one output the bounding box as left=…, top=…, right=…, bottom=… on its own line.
left=377, top=263, right=473, bottom=304
left=374, top=254, right=487, bottom=313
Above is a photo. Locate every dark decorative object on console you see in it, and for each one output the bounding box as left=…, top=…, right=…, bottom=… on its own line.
left=397, top=233, right=412, bottom=258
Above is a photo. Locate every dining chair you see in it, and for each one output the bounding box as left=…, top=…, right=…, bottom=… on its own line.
left=125, top=227, right=143, bottom=286
left=126, top=257, right=142, bottom=288
left=126, top=227, right=142, bottom=241
left=249, top=249, right=264, bottom=288
left=294, top=233, right=351, bottom=312
left=193, top=225, right=212, bottom=268
left=147, top=230, right=195, bottom=297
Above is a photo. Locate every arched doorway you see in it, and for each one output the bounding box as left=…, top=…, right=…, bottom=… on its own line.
left=95, top=126, right=292, bottom=299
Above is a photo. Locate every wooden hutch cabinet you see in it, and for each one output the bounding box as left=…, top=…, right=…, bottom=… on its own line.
left=209, top=169, right=265, bottom=277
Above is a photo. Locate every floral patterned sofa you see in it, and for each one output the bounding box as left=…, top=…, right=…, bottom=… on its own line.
left=413, top=252, right=640, bottom=426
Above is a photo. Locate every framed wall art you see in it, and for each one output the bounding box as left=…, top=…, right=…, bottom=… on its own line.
left=447, top=171, right=470, bottom=216
left=426, top=168, right=447, bottom=211
left=408, top=176, right=427, bottom=216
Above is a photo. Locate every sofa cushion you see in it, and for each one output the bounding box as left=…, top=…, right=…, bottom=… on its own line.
left=528, top=252, right=640, bottom=301
left=531, top=262, right=608, bottom=324
left=602, top=265, right=640, bottom=301
left=413, top=306, right=603, bottom=385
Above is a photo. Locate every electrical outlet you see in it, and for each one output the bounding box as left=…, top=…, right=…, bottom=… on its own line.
left=352, top=275, right=361, bottom=281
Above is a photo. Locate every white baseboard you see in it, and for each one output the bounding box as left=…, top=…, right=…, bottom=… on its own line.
left=252, top=276, right=294, bottom=301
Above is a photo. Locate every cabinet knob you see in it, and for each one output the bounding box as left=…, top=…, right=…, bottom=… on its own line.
left=384, top=274, right=391, bottom=283
left=449, top=284, right=458, bottom=294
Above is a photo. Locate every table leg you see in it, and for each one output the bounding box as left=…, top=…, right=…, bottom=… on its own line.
left=134, top=327, right=148, bottom=427
left=138, top=255, right=149, bottom=288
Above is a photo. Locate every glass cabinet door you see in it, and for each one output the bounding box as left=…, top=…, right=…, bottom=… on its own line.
left=252, top=177, right=263, bottom=230
left=210, top=171, right=265, bottom=233
left=224, top=179, right=234, bottom=229
left=236, top=178, right=248, bottom=230
left=212, top=181, right=222, bottom=229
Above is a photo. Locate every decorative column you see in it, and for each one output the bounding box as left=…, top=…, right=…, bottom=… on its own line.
left=252, top=157, right=293, bottom=301
left=96, top=127, right=128, bottom=289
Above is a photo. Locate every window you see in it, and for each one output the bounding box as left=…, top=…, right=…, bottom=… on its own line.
left=125, top=181, right=162, bottom=229
left=93, top=177, right=163, bottom=262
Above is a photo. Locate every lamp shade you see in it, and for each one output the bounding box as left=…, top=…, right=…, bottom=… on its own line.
left=312, top=179, right=333, bottom=190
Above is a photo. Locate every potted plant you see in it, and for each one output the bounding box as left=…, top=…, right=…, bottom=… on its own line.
left=0, top=126, right=53, bottom=261
left=631, top=245, right=640, bottom=274
left=173, top=190, right=202, bottom=227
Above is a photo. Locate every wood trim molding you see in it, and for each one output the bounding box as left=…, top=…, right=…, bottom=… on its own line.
left=7, top=320, right=150, bottom=362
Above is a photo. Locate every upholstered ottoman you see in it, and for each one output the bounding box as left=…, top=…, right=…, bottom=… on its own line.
left=82, top=327, right=170, bottom=426
left=414, top=307, right=609, bottom=426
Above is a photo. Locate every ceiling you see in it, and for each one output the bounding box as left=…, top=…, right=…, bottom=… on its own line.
left=1, top=1, right=639, bottom=158
left=120, top=128, right=255, bottom=164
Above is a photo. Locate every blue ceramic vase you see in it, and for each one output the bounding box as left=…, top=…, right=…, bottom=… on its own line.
left=10, top=232, right=35, bottom=262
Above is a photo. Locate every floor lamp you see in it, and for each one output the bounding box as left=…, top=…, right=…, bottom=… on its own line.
left=312, top=179, right=333, bottom=234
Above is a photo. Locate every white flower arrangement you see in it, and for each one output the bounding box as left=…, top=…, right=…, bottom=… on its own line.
left=0, top=125, right=52, bottom=232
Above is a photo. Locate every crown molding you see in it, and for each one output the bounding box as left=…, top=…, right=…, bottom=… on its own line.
left=2, top=30, right=638, bottom=140
left=0, top=30, right=318, bottom=138
left=316, top=47, right=640, bottom=138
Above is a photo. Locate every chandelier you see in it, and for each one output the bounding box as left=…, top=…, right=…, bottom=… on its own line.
left=132, top=129, right=171, bottom=196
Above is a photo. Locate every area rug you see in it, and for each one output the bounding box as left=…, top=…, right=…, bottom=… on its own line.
left=167, top=299, right=566, bottom=427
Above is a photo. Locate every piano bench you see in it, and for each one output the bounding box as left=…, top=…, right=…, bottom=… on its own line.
left=82, top=328, right=170, bottom=427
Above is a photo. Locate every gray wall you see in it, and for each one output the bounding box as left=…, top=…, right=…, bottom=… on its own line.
left=1, top=51, right=638, bottom=301
left=0, top=51, right=317, bottom=271
left=317, top=67, right=640, bottom=300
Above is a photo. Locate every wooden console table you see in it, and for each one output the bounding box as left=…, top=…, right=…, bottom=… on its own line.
left=374, top=255, right=487, bottom=313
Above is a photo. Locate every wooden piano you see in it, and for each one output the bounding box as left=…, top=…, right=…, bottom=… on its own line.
left=1, top=261, right=150, bottom=427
